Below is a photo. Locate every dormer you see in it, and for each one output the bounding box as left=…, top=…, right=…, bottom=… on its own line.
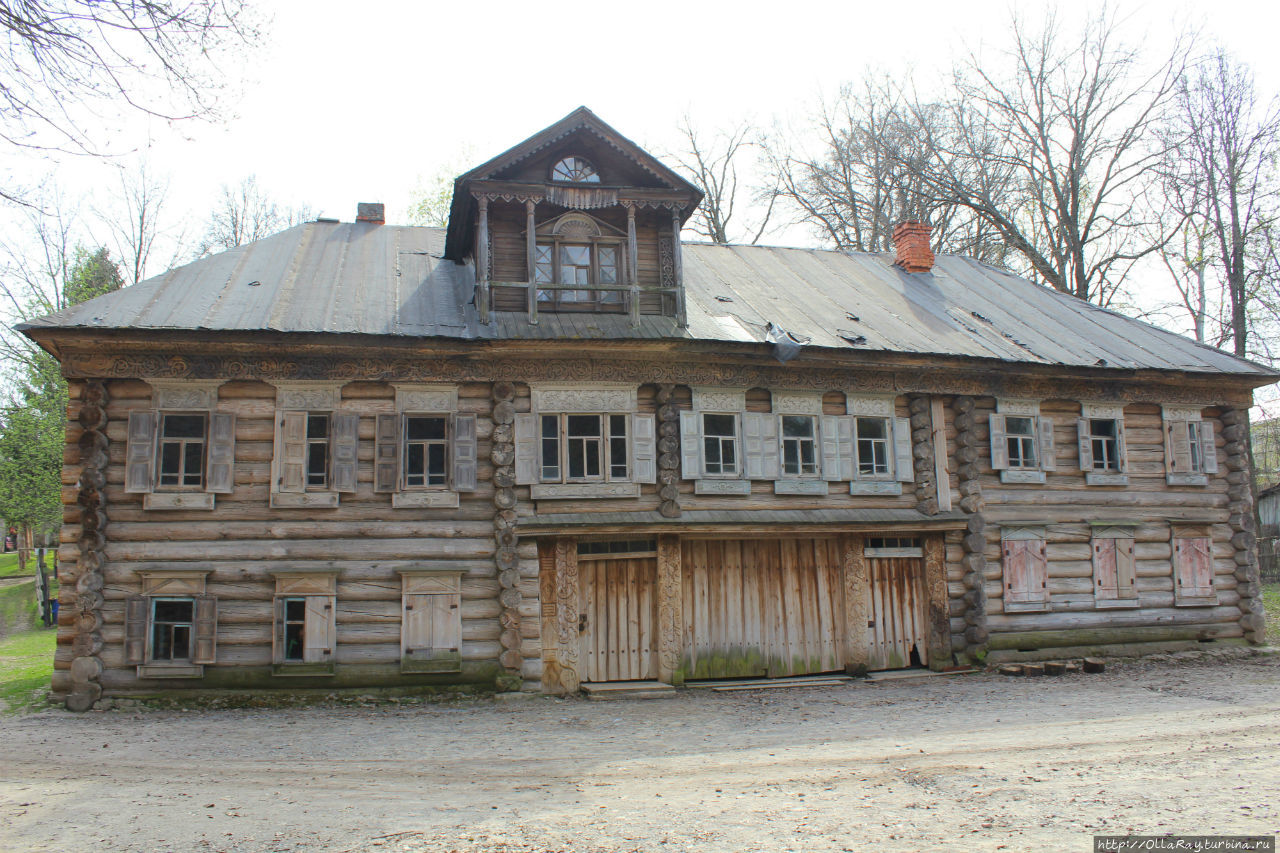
left=442, top=107, right=703, bottom=326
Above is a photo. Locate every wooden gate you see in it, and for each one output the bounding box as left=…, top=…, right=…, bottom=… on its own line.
left=681, top=538, right=846, bottom=679
left=577, top=556, right=659, bottom=682
left=866, top=557, right=929, bottom=670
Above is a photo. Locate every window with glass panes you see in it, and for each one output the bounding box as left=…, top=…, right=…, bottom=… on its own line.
left=855, top=417, right=891, bottom=476
left=281, top=597, right=306, bottom=661
left=1088, top=418, right=1120, bottom=471
left=1006, top=416, right=1038, bottom=468
left=534, top=241, right=622, bottom=308
left=157, top=413, right=206, bottom=488
left=403, top=416, right=448, bottom=488
left=539, top=414, right=628, bottom=482
left=150, top=598, right=194, bottom=661
left=781, top=415, right=818, bottom=476
left=702, top=413, right=738, bottom=476
left=306, top=414, right=329, bottom=488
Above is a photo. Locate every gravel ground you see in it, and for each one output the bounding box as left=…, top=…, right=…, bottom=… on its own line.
left=2, top=650, right=1278, bottom=853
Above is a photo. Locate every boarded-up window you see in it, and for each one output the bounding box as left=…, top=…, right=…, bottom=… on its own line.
left=1001, top=529, right=1048, bottom=612
left=1173, top=536, right=1217, bottom=605
left=1091, top=527, right=1137, bottom=607
left=399, top=572, right=463, bottom=673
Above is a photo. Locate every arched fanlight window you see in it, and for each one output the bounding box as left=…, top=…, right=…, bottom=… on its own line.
left=550, top=156, right=600, bottom=183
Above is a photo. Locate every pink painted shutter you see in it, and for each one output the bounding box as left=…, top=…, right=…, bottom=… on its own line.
left=1115, top=538, right=1136, bottom=599
left=330, top=411, right=359, bottom=493
left=205, top=412, right=236, bottom=494
left=374, top=414, right=401, bottom=493
left=1003, top=540, right=1030, bottom=604
left=988, top=414, right=1009, bottom=470
left=277, top=411, right=307, bottom=493
left=124, top=412, right=157, bottom=493
left=1093, top=538, right=1118, bottom=600
left=1176, top=537, right=1214, bottom=599
left=192, top=595, right=217, bottom=664
left=124, top=595, right=148, bottom=664
left=1028, top=539, right=1048, bottom=604
left=1115, top=419, right=1129, bottom=473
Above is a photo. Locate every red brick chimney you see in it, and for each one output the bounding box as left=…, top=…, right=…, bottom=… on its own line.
left=356, top=202, right=385, bottom=225
left=892, top=220, right=934, bottom=273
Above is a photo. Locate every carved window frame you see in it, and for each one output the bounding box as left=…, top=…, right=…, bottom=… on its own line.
left=387, top=384, right=472, bottom=509
left=845, top=394, right=909, bottom=496
left=131, top=380, right=230, bottom=511
left=991, top=398, right=1054, bottom=485
left=686, top=388, right=751, bottom=495
left=126, top=569, right=215, bottom=679
left=268, top=570, right=339, bottom=676
left=549, top=156, right=601, bottom=183
left=271, top=382, right=350, bottom=509
left=1079, top=402, right=1129, bottom=487
left=531, top=212, right=628, bottom=311
left=523, top=385, right=649, bottom=500
left=1162, top=405, right=1215, bottom=487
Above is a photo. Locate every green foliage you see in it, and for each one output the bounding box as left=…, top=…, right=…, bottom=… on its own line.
left=406, top=172, right=454, bottom=228
left=1263, top=583, right=1280, bottom=646
left=0, top=624, right=55, bottom=713
left=64, top=246, right=125, bottom=307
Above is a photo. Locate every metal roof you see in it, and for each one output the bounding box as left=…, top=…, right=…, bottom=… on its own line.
left=20, top=221, right=1274, bottom=378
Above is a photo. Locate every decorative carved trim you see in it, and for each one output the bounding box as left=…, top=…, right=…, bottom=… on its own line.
left=530, top=384, right=636, bottom=413
left=148, top=380, right=220, bottom=410
left=554, top=537, right=579, bottom=693
left=658, top=234, right=675, bottom=288
left=1000, top=469, right=1046, bottom=485
left=845, top=394, right=896, bottom=417
left=850, top=481, right=902, bottom=496
left=1162, top=404, right=1205, bottom=422
left=656, top=534, right=682, bottom=685
left=841, top=534, right=869, bottom=672
left=395, top=384, right=457, bottom=413
left=270, top=571, right=338, bottom=596
left=1085, top=472, right=1129, bottom=487
left=270, top=491, right=340, bottom=509
left=771, top=390, right=823, bottom=415
left=692, top=387, right=747, bottom=412
left=655, top=383, right=681, bottom=518
left=491, top=382, right=523, bottom=685
left=68, top=380, right=109, bottom=712
left=392, top=491, right=460, bottom=509
left=999, top=525, right=1047, bottom=541
left=139, top=571, right=209, bottom=596
left=694, top=479, right=752, bottom=495
left=996, top=398, right=1040, bottom=416
left=1080, top=401, right=1125, bottom=420
left=144, top=492, right=215, bottom=511
left=275, top=382, right=343, bottom=411
left=774, top=479, right=828, bottom=495
left=531, top=483, right=641, bottom=500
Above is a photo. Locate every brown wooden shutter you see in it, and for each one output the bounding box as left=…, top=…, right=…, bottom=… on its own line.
left=1199, top=421, right=1219, bottom=473
left=514, top=413, right=539, bottom=485
left=303, top=595, right=335, bottom=662
left=1076, top=418, right=1093, bottom=471
left=330, top=411, right=359, bottom=493
left=1093, top=538, right=1118, bottom=600
left=124, top=412, right=157, bottom=494
left=272, top=597, right=285, bottom=664
left=1166, top=420, right=1193, bottom=476
left=679, top=411, right=700, bottom=478
left=988, top=414, right=1009, bottom=470
left=452, top=413, right=478, bottom=492
left=192, top=595, right=217, bottom=664
left=277, top=411, right=307, bottom=493
left=206, top=412, right=236, bottom=494
left=124, top=594, right=148, bottom=664
left=1115, top=537, right=1136, bottom=598
left=1037, top=417, right=1056, bottom=471
left=1175, top=537, right=1214, bottom=599
left=374, top=414, right=401, bottom=493
left=894, top=416, right=914, bottom=482
left=1115, top=419, right=1129, bottom=473
left=631, top=413, right=656, bottom=484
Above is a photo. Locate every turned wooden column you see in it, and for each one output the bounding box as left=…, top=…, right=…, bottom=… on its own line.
left=656, top=534, right=683, bottom=684
left=841, top=533, right=869, bottom=674
left=525, top=198, right=538, bottom=325
left=627, top=204, right=640, bottom=327
left=476, top=195, right=490, bottom=324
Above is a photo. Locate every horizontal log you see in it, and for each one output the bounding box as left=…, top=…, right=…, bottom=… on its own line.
left=105, top=520, right=497, bottom=542
left=108, top=560, right=499, bottom=581
left=985, top=636, right=1246, bottom=664
left=105, top=538, right=504, bottom=562
left=986, top=602, right=1246, bottom=633
left=986, top=622, right=1243, bottom=651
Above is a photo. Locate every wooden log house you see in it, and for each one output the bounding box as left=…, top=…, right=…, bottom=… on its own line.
left=21, top=108, right=1276, bottom=710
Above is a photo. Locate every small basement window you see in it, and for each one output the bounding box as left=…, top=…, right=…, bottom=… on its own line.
left=865, top=536, right=922, bottom=557
left=577, top=539, right=658, bottom=558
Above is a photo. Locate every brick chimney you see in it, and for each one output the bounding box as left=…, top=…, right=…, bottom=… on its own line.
left=892, top=220, right=934, bottom=273
left=356, top=202, right=385, bottom=225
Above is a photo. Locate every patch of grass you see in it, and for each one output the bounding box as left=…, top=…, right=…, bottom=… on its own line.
left=0, top=625, right=55, bottom=713
left=1263, top=583, right=1280, bottom=646
left=0, top=552, right=23, bottom=578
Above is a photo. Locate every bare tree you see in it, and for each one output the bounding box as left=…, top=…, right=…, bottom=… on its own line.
left=197, top=176, right=313, bottom=255
left=904, top=11, right=1188, bottom=304
left=0, top=1, right=262, bottom=204
left=96, top=160, right=187, bottom=286
left=669, top=116, right=775, bottom=245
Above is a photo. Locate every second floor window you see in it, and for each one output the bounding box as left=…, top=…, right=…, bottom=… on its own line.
left=781, top=415, right=818, bottom=476
left=404, top=416, right=448, bottom=488
left=535, top=242, right=621, bottom=306
left=305, top=415, right=329, bottom=488
left=702, top=413, right=739, bottom=476
left=855, top=416, right=891, bottom=477
left=158, top=413, right=206, bottom=489
left=1006, top=416, right=1038, bottom=468
left=1087, top=418, right=1120, bottom=472
left=539, top=414, right=629, bottom=482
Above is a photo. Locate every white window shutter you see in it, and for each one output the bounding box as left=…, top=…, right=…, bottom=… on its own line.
left=894, top=416, right=914, bottom=482
left=192, top=595, right=218, bottom=664
left=679, top=410, right=700, bottom=479
left=206, top=412, right=236, bottom=494
left=124, top=411, right=157, bottom=494
left=989, top=413, right=1009, bottom=470
left=1076, top=418, right=1093, bottom=472
left=820, top=415, right=853, bottom=482
left=452, top=413, right=478, bottom=492
left=1115, top=419, right=1128, bottom=473
left=514, top=413, right=539, bottom=485
left=743, top=412, right=779, bottom=480
left=374, top=414, right=401, bottom=493
left=1199, top=421, right=1218, bottom=473
left=330, top=411, right=359, bottom=493
left=303, top=596, right=335, bottom=663
left=1037, top=416, right=1056, bottom=471
left=277, top=411, right=307, bottom=493
left=631, top=413, right=657, bottom=483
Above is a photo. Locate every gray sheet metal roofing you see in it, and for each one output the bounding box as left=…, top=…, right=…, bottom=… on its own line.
left=19, top=220, right=1274, bottom=378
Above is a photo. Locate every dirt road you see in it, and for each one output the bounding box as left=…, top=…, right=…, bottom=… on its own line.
left=2, top=651, right=1278, bottom=852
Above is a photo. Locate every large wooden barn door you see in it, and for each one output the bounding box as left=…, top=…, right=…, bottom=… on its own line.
left=577, top=556, right=659, bottom=682
left=681, top=538, right=846, bottom=679
left=865, top=556, right=929, bottom=670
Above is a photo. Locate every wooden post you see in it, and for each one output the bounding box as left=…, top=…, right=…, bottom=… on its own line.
left=627, top=204, right=640, bottom=327
left=923, top=533, right=952, bottom=670
left=476, top=195, right=490, bottom=324
left=841, top=534, right=869, bottom=675
left=656, top=534, right=683, bottom=685
left=931, top=397, right=952, bottom=512
left=671, top=207, right=686, bottom=328
left=553, top=536, right=580, bottom=693
left=525, top=198, right=538, bottom=325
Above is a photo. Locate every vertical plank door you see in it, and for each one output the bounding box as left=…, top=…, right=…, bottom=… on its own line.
left=577, top=557, right=658, bottom=682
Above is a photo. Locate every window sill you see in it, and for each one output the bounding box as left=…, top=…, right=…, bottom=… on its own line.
left=137, top=664, right=204, bottom=679
left=1085, top=472, right=1129, bottom=487
left=774, top=479, right=828, bottom=496
left=1094, top=597, right=1140, bottom=609
left=1002, top=599, right=1050, bottom=613
left=1000, top=470, right=1046, bottom=485
left=850, top=480, right=903, bottom=496
left=1166, top=473, right=1209, bottom=487
left=272, top=662, right=336, bottom=676
left=271, top=491, right=339, bottom=509
left=144, top=492, right=215, bottom=511
left=694, top=479, right=751, bottom=496
left=392, top=491, right=460, bottom=509
left=1174, top=595, right=1219, bottom=608
left=401, top=650, right=462, bottom=674
left=531, top=482, right=641, bottom=500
